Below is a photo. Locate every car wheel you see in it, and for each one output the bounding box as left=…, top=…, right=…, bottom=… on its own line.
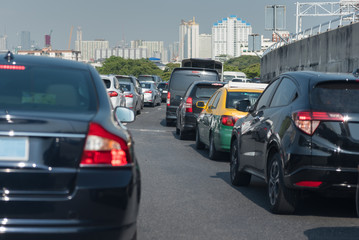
left=179, top=129, right=187, bottom=140
left=176, top=124, right=180, bottom=135
left=151, top=102, right=155, bottom=107
left=195, top=127, right=205, bottom=149
left=268, top=153, right=297, bottom=214
left=166, top=120, right=174, bottom=127
left=230, top=138, right=251, bottom=186
left=208, top=133, right=219, bottom=160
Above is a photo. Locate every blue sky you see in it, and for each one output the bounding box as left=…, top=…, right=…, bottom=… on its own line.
left=2, top=0, right=337, bottom=50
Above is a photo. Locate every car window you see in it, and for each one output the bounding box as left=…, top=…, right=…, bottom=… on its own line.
left=103, top=79, right=111, bottom=88
left=194, top=86, right=221, bottom=99
left=0, top=66, right=97, bottom=113
left=141, top=83, right=151, bottom=88
left=212, top=91, right=222, bottom=109
left=226, top=91, right=262, bottom=108
left=170, top=70, right=219, bottom=91
left=138, top=76, right=154, bottom=82
left=311, top=81, right=359, bottom=113
left=120, top=84, right=131, bottom=91
left=270, top=77, right=297, bottom=107
left=207, top=92, right=218, bottom=108
left=255, top=79, right=280, bottom=111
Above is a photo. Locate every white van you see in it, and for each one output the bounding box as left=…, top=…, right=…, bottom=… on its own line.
left=223, top=71, right=246, bottom=82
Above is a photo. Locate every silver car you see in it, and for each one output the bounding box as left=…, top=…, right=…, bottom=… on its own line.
left=101, top=74, right=126, bottom=108
left=140, top=81, right=162, bottom=107
left=119, top=82, right=142, bottom=115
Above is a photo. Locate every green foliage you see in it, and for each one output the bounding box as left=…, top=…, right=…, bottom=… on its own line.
left=161, top=63, right=180, bottom=81
left=224, top=55, right=261, bottom=78
left=96, top=56, right=163, bottom=77
left=241, top=63, right=260, bottom=78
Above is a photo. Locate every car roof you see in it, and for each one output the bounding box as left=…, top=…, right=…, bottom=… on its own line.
left=281, top=71, right=358, bottom=83
left=0, top=52, right=89, bottom=70
left=225, top=81, right=268, bottom=91
left=172, top=67, right=219, bottom=74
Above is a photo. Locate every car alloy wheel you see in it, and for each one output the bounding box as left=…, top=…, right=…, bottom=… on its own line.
left=230, top=139, right=251, bottom=186
left=268, top=153, right=297, bottom=214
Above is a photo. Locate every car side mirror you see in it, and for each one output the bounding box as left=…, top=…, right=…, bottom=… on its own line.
left=114, top=106, right=135, bottom=123
left=196, top=101, right=205, bottom=108
left=235, top=99, right=251, bottom=112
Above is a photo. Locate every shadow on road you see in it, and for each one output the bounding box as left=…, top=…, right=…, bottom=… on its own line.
left=214, top=171, right=357, bottom=218
left=304, top=227, right=359, bottom=240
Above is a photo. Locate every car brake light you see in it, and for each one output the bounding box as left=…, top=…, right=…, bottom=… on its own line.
left=294, top=181, right=322, bottom=187
left=221, top=115, right=238, bottom=127
left=293, top=111, right=344, bottom=135
left=145, top=90, right=152, bottom=94
left=167, top=92, right=171, bottom=106
left=125, top=94, right=133, bottom=98
left=108, top=91, right=118, bottom=97
left=80, top=123, right=131, bottom=167
left=185, top=97, right=193, bottom=113
left=0, top=65, right=25, bottom=70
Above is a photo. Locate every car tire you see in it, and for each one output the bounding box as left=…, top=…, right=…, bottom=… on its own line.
left=208, top=133, right=220, bottom=160
left=176, top=126, right=180, bottom=135
left=230, top=138, right=251, bottom=186
left=195, top=127, right=205, bottom=149
left=166, top=120, right=174, bottom=127
left=268, top=153, right=297, bottom=214
left=179, top=129, right=187, bottom=140
left=151, top=102, right=155, bottom=107
left=356, top=182, right=359, bottom=217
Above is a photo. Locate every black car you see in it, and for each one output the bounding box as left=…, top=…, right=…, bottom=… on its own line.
left=230, top=71, right=359, bottom=214
left=0, top=52, right=140, bottom=240
left=176, top=81, right=226, bottom=140
left=166, top=67, right=220, bottom=126
left=157, top=82, right=169, bottom=102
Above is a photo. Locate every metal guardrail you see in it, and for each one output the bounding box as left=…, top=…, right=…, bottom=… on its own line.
left=262, top=10, right=359, bottom=56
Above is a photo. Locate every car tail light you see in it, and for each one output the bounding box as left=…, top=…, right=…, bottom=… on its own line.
left=167, top=92, right=171, bottom=106
left=294, top=181, right=322, bottom=188
left=125, top=93, right=133, bottom=98
left=185, top=97, right=193, bottom=113
left=293, top=111, right=344, bottom=135
left=80, top=123, right=131, bottom=167
left=221, top=115, right=239, bottom=127
left=0, top=65, right=25, bottom=70
left=108, top=91, right=118, bottom=97
left=145, top=90, right=152, bottom=94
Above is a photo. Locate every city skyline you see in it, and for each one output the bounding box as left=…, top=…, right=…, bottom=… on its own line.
left=2, top=0, right=338, bottom=50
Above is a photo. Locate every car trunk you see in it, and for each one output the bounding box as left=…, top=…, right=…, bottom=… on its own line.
left=0, top=112, right=92, bottom=200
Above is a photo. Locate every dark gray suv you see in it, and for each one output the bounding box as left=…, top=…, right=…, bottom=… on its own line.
left=165, top=67, right=220, bottom=126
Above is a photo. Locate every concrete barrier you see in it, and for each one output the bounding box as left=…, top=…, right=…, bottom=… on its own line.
left=261, top=22, right=359, bottom=82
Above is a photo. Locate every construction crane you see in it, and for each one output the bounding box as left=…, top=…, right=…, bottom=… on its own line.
left=68, top=26, right=74, bottom=50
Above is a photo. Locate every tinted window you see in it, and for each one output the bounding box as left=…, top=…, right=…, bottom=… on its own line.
left=158, top=83, right=168, bottom=90
left=311, top=81, right=359, bottom=113
left=194, top=85, right=222, bottom=99
left=115, top=76, right=132, bottom=83
left=0, top=67, right=97, bottom=113
left=141, top=83, right=152, bottom=88
left=138, top=76, right=154, bottom=82
left=207, top=92, right=218, bottom=108
left=103, top=79, right=111, bottom=88
left=170, top=70, right=219, bottom=92
left=270, top=77, right=297, bottom=107
left=255, top=79, right=280, bottom=110
left=226, top=92, right=261, bottom=108
left=120, top=84, right=131, bottom=91
left=212, top=92, right=222, bottom=109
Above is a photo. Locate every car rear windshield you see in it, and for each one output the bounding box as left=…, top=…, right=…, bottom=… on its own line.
left=141, top=83, right=152, bottom=89
left=311, top=81, right=359, bottom=113
left=120, top=84, right=131, bottom=91
left=103, top=79, right=111, bottom=88
left=115, top=76, right=132, bottom=83
left=138, top=76, right=154, bottom=82
left=194, top=85, right=223, bottom=99
left=0, top=66, right=97, bottom=113
left=158, top=83, right=168, bottom=90
left=170, top=70, right=219, bottom=91
left=226, top=91, right=262, bottom=108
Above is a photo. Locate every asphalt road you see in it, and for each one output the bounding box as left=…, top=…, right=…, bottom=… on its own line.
left=127, top=105, right=359, bottom=240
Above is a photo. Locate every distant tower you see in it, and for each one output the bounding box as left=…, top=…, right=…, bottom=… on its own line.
left=20, top=31, right=31, bottom=50
left=75, top=27, right=83, bottom=53
left=45, top=30, right=52, bottom=48
left=179, top=17, right=199, bottom=61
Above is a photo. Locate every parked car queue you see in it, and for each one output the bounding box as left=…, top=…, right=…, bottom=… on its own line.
left=166, top=67, right=359, bottom=216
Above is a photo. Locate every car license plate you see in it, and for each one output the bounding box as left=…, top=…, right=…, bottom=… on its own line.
left=0, top=137, right=29, bottom=161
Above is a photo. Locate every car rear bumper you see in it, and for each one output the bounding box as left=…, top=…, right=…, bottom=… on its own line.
left=284, top=166, right=358, bottom=190
left=0, top=167, right=141, bottom=240
left=218, top=125, right=233, bottom=152
left=166, top=106, right=178, bottom=121
left=182, top=114, right=198, bottom=133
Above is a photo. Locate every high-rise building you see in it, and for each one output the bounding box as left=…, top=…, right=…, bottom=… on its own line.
left=199, top=34, right=212, bottom=59
left=0, top=35, right=7, bottom=51
left=75, top=28, right=109, bottom=62
left=179, top=17, right=199, bottom=60
left=20, top=31, right=31, bottom=50
left=212, top=15, right=252, bottom=59
left=130, top=40, right=164, bottom=59
left=168, top=42, right=179, bottom=62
